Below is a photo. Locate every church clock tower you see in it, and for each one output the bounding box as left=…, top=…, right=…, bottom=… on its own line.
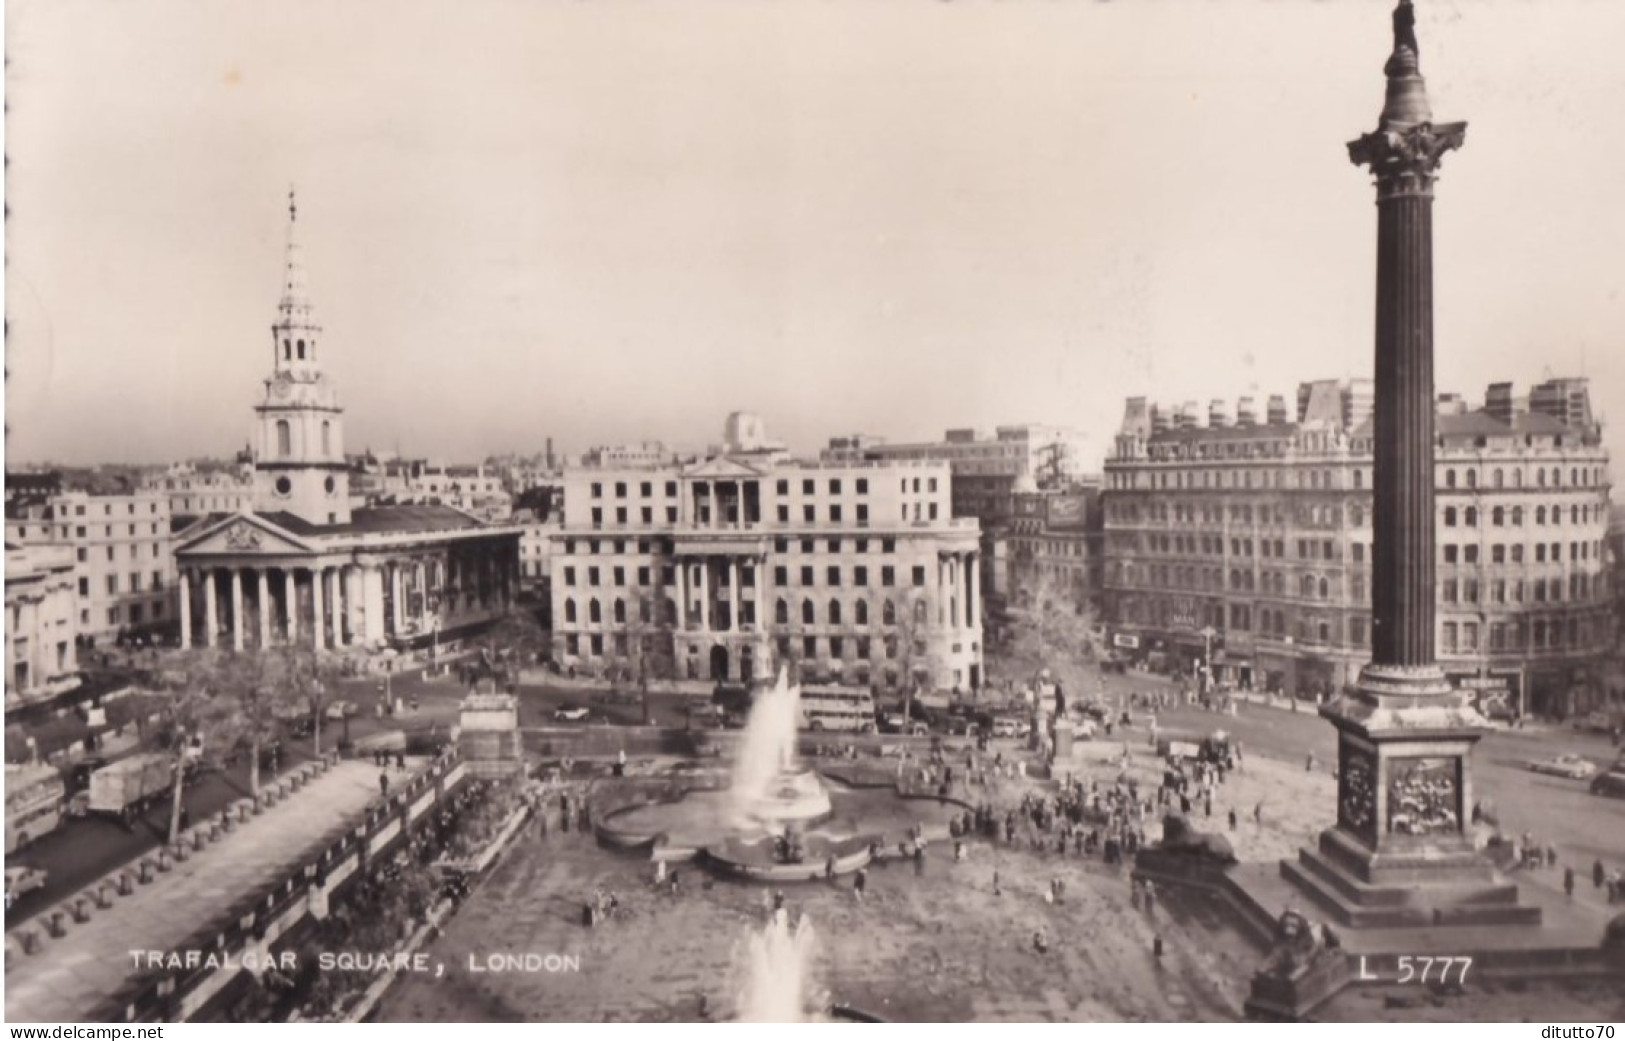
left=252, top=189, right=351, bottom=526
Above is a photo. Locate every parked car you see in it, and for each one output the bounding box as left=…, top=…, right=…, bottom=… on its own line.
left=1574, top=711, right=1620, bottom=734
left=325, top=700, right=358, bottom=721
left=1526, top=753, right=1598, bottom=780
left=990, top=718, right=1020, bottom=739
left=1589, top=760, right=1625, bottom=798
left=945, top=716, right=979, bottom=737
left=553, top=703, right=591, bottom=723
left=5, top=865, right=48, bottom=905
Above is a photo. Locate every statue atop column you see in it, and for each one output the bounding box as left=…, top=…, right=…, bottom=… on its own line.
left=1391, top=0, right=1419, bottom=64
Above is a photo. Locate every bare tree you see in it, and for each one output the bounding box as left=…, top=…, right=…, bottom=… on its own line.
left=149, top=649, right=238, bottom=844
left=212, top=651, right=289, bottom=796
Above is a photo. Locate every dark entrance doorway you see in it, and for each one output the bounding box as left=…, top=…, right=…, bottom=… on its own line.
left=709, top=645, right=729, bottom=682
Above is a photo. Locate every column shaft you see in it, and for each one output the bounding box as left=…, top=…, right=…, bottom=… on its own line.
left=312, top=568, right=326, bottom=651
left=179, top=570, right=192, bottom=650
left=230, top=568, right=245, bottom=652
left=257, top=570, right=271, bottom=649
left=203, top=571, right=218, bottom=648
left=1370, top=192, right=1437, bottom=669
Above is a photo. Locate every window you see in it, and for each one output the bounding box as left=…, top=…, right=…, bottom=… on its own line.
left=827, top=566, right=841, bottom=587
left=1464, top=545, right=1478, bottom=564
left=588, top=566, right=601, bottom=586
left=802, top=600, right=815, bottom=625
left=776, top=599, right=789, bottom=625
left=589, top=600, right=602, bottom=623
left=830, top=504, right=843, bottom=523
left=855, top=600, right=869, bottom=625
left=1444, top=507, right=1458, bottom=526
left=1464, top=507, right=1478, bottom=527
left=881, top=566, right=896, bottom=587
left=802, top=479, right=815, bottom=495
left=883, top=600, right=896, bottom=626
left=828, top=600, right=842, bottom=625
left=854, top=565, right=868, bottom=587
left=613, top=599, right=626, bottom=623
left=564, top=599, right=577, bottom=623
left=856, top=478, right=868, bottom=494
left=276, top=420, right=291, bottom=457
left=591, top=482, right=603, bottom=498
left=774, top=565, right=788, bottom=585
left=1444, top=545, right=1458, bottom=564
left=803, top=505, right=816, bottom=523
left=800, top=565, right=814, bottom=585
left=911, top=566, right=926, bottom=587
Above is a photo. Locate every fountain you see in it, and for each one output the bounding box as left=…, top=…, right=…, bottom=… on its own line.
left=729, top=668, right=833, bottom=828
left=594, top=666, right=961, bottom=880
left=735, top=911, right=822, bottom=1022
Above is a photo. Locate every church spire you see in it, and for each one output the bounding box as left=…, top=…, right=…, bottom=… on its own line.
left=271, top=186, right=322, bottom=373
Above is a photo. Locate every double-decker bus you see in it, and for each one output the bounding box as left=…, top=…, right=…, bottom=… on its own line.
left=799, top=685, right=878, bottom=732
left=5, top=764, right=66, bottom=853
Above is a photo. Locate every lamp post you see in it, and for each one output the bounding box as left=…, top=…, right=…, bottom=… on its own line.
left=1199, top=624, right=1218, bottom=696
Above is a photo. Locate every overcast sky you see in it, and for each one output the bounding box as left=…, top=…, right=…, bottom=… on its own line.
left=5, top=0, right=1623, bottom=469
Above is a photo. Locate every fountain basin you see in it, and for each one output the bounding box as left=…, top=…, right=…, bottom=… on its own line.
left=595, top=769, right=968, bottom=881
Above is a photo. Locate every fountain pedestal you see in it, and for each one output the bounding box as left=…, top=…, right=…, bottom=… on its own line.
left=741, top=769, right=834, bottom=827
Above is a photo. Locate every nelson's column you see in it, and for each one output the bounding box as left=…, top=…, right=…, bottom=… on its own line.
left=1278, top=0, right=1540, bottom=929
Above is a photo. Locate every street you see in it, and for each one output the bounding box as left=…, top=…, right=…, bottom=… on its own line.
left=1082, top=663, right=1625, bottom=883
left=4, top=666, right=468, bottom=926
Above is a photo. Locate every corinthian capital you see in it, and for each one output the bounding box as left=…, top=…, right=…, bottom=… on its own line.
left=1348, top=120, right=1467, bottom=189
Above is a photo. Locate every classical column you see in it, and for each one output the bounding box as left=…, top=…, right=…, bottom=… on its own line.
left=179, top=570, right=193, bottom=650
left=329, top=569, right=344, bottom=648
left=312, top=567, right=326, bottom=652
left=230, top=568, right=245, bottom=652
left=1349, top=23, right=1465, bottom=679
left=284, top=569, right=298, bottom=645
left=364, top=565, right=387, bottom=644
left=698, top=559, right=712, bottom=631
left=678, top=559, right=691, bottom=629
left=203, top=570, right=218, bottom=648
left=257, top=569, right=272, bottom=649
left=728, top=558, right=741, bottom=632
left=967, top=552, right=979, bottom=629
left=345, top=566, right=363, bottom=645
left=391, top=564, right=405, bottom=635
left=416, top=562, right=429, bottom=629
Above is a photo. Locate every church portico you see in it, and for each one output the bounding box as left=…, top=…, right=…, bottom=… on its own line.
left=176, top=520, right=521, bottom=654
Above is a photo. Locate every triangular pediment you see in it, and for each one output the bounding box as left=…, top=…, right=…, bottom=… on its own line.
left=175, top=512, right=318, bottom=557
left=681, top=456, right=769, bottom=480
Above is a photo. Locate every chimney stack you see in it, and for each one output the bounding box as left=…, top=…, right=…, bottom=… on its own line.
left=1236, top=396, right=1257, bottom=427
left=1208, top=399, right=1231, bottom=428
left=1266, top=395, right=1289, bottom=425
left=1150, top=405, right=1170, bottom=435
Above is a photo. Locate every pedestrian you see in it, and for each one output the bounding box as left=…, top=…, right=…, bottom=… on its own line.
left=379, top=771, right=390, bottom=797
left=1564, top=866, right=1575, bottom=899
left=854, top=868, right=867, bottom=902
left=396, top=750, right=406, bottom=771
left=1228, top=808, right=1237, bottom=831
left=179, top=803, right=191, bottom=832
left=1204, top=795, right=1213, bottom=818
left=1545, top=844, right=1557, bottom=869
left=1594, top=859, right=1605, bottom=889
left=1144, top=882, right=1156, bottom=917
left=1253, top=801, right=1264, bottom=827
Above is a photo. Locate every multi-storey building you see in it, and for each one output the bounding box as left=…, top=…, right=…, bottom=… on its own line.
left=1102, top=377, right=1613, bottom=719
left=550, top=419, right=984, bottom=691
left=581, top=441, right=675, bottom=469
left=147, top=465, right=256, bottom=518
left=5, top=542, right=80, bottom=708
left=823, top=423, right=1098, bottom=601
left=1007, top=482, right=1104, bottom=610
left=5, top=489, right=179, bottom=645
